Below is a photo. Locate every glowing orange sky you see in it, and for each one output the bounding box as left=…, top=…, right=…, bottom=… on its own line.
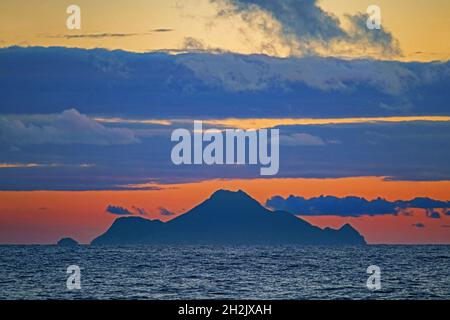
left=95, top=116, right=450, bottom=130
left=0, top=177, right=449, bottom=244
left=301, top=209, right=450, bottom=245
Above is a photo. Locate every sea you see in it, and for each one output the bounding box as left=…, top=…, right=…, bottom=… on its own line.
left=0, top=245, right=449, bottom=300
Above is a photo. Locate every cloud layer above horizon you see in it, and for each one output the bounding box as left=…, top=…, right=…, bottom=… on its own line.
left=1, top=47, right=449, bottom=118
left=0, top=47, right=449, bottom=190
left=0, top=109, right=138, bottom=146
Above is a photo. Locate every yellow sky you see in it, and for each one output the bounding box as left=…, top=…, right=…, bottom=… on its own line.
left=0, top=0, right=449, bottom=61
left=320, top=0, right=450, bottom=61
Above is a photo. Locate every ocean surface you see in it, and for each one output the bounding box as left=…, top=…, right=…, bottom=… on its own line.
left=0, top=245, right=449, bottom=300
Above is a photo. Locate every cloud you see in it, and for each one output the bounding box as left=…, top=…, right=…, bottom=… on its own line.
left=0, top=109, right=139, bottom=146
left=2, top=47, right=449, bottom=117
left=397, top=208, right=414, bottom=217
left=219, top=0, right=344, bottom=41
left=412, top=223, right=425, bottom=228
left=280, top=133, right=326, bottom=146
left=2, top=118, right=450, bottom=190
left=2, top=110, right=450, bottom=190
left=132, top=206, right=148, bottom=215
left=176, top=53, right=423, bottom=95
left=0, top=163, right=53, bottom=169
left=342, top=13, right=401, bottom=57
left=1, top=47, right=450, bottom=190
left=151, top=29, right=174, bottom=33
left=49, top=33, right=142, bottom=39
left=0, top=163, right=93, bottom=169
left=159, top=207, right=175, bottom=216
left=181, top=37, right=209, bottom=51
left=106, top=205, right=148, bottom=215
left=266, top=195, right=450, bottom=217
left=106, top=205, right=133, bottom=215
left=215, top=0, right=401, bottom=58
left=426, top=209, right=441, bottom=219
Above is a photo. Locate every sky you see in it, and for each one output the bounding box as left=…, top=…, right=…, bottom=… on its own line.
left=0, top=0, right=449, bottom=244
left=1, top=0, right=449, bottom=61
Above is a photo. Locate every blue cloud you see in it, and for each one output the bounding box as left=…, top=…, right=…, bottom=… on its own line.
left=0, top=109, right=139, bottom=146
left=412, top=223, right=425, bottom=228
left=106, top=205, right=132, bottom=215
left=425, top=209, right=441, bottom=219
left=221, top=0, right=344, bottom=41
left=106, top=205, right=149, bottom=215
left=0, top=47, right=449, bottom=117
left=266, top=195, right=450, bottom=217
left=132, top=206, right=148, bottom=215
left=1, top=119, right=450, bottom=190
left=159, top=207, right=175, bottom=216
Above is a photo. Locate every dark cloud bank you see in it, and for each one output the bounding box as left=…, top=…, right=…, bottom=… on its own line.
left=0, top=46, right=449, bottom=118
left=266, top=195, right=450, bottom=217
left=106, top=205, right=132, bottom=215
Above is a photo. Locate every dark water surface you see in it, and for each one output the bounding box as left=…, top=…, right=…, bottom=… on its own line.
left=0, top=245, right=449, bottom=299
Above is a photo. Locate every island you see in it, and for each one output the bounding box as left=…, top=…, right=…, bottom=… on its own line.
left=57, top=237, right=79, bottom=246
left=92, top=190, right=367, bottom=245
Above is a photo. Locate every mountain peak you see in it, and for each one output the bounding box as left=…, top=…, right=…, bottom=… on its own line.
left=207, top=189, right=261, bottom=210
left=339, top=223, right=356, bottom=231
left=338, top=223, right=366, bottom=243
left=210, top=189, right=247, bottom=199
